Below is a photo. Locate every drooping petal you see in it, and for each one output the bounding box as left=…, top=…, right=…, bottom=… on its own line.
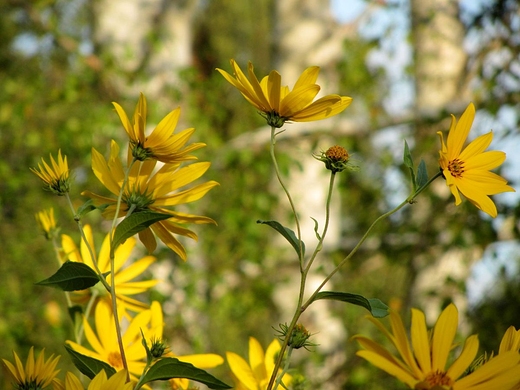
left=356, top=350, right=418, bottom=388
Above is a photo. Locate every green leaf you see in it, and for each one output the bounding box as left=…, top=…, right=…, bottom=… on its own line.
left=417, top=159, right=428, bottom=188
left=64, top=344, right=116, bottom=379
left=139, top=357, right=231, bottom=389
left=312, top=291, right=389, bottom=318
left=257, top=220, right=305, bottom=257
left=75, top=200, right=109, bottom=219
left=111, top=211, right=172, bottom=256
left=36, top=261, right=100, bottom=291
left=403, top=140, right=416, bottom=190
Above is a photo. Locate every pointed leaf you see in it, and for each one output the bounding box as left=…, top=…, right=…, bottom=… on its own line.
left=36, top=261, right=100, bottom=291
left=417, top=159, right=428, bottom=188
left=403, top=140, right=416, bottom=190
left=76, top=199, right=108, bottom=219
left=139, top=357, right=231, bottom=389
left=65, top=344, right=116, bottom=379
left=112, top=211, right=172, bottom=256
left=312, top=291, right=389, bottom=318
left=257, top=220, right=305, bottom=257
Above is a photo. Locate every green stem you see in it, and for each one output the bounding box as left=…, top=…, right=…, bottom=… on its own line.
left=270, top=126, right=304, bottom=266
left=107, top=157, right=137, bottom=381
left=267, top=172, right=336, bottom=390
left=302, top=171, right=443, bottom=311
left=274, top=346, right=293, bottom=390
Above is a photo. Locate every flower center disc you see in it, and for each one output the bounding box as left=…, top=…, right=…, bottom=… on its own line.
left=448, top=158, right=465, bottom=178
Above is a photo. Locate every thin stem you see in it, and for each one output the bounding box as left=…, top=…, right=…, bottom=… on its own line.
left=269, top=127, right=304, bottom=265
left=107, top=157, right=137, bottom=381
left=302, top=171, right=443, bottom=311
left=304, top=172, right=336, bottom=274
left=267, top=172, right=337, bottom=390
left=273, top=346, right=293, bottom=390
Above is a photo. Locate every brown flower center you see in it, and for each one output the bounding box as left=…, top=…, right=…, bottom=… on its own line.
left=325, top=145, right=349, bottom=162
left=415, top=370, right=454, bottom=389
left=107, top=351, right=124, bottom=370
left=448, top=158, right=465, bottom=178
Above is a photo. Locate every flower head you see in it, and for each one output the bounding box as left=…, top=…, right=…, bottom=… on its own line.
left=36, top=208, right=60, bottom=240
left=30, top=150, right=70, bottom=195
left=226, top=337, right=291, bottom=390
left=314, top=145, right=355, bottom=173
left=353, top=303, right=520, bottom=389
left=66, top=300, right=163, bottom=378
left=2, top=347, right=61, bottom=390
left=61, top=224, right=158, bottom=315
left=52, top=370, right=134, bottom=390
left=113, top=93, right=205, bottom=163
left=217, top=59, right=352, bottom=128
left=437, top=103, right=515, bottom=217
left=82, top=140, right=218, bottom=259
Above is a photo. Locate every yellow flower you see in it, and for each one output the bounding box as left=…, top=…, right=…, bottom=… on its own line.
left=52, top=370, right=134, bottom=390
left=66, top=300, right=163, bottom=378
left=82, top=140, right=218, bottom=259
left=36, top=208, right=59, bottom=240
left=30, top=150, right=70, bottom=195
left=2, top=347, right=61, bottom=389
left=217, top=59, right=352, bottom=128
left=61, top=224, right=158, bottom=315
left=437, top=103, right=515, bottom=217
left=499, top=326, right=520, bottom=354
left=113, top=93, right=205, bottom=163
left=226, top=337, right=291, bottom=390
left=353, top=303, right=520, bottom=389
left=67, top=300, right=223, bottom=385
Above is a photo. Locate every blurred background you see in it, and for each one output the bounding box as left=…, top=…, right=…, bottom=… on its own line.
left=1, top=0, right=520, bottom=388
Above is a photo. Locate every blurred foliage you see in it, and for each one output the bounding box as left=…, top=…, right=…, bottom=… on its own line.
left=0, top=0, right=519, bottom=389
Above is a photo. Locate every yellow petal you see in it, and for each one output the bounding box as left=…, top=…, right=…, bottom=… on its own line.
left=279, top=84, right=320, bottom=117
left=290, top=95, right=352, bottom=121
left=153, top=181, right=219, bottom=207
left=249, top=337, right=267, bottom=383
left=447, top=103, right=475, bottom=159
left=293, top=66, right=320, bottom=89
left=446, top=334, right=479, bottom=380
left=147, top=108, right=181, bottom=147
left=454, top=351, right=520, bottom=390
left=151, top=222, right=187, bottom=260
left=138, top=228, right=157, bottom=253
left=113, top=102, right=136, bottom=142
left=226, top=351, right=258, bottom=390
left=246, top=61, right=272, bottom=111
left=459, top=132, right=493, bottom=161
left=267, top=70, right=282, bottom=112
left=356, top=350, right=418, bottom=388
left=177, top=354, right=224, bottom=369
left=91, top=147, right=121, bottom=196
left=464, top=150, right=506, bottom=172
left=431, top=304, right=458, bottom=371
left=411, top=308, right=431, bottom=374
left=389, top=310, right=422, bottom=378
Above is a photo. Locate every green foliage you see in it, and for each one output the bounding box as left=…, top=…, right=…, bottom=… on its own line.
left=64, top=345, right=116, bottom=379
left=312, top=292, right=389, bottom=318
left=36, top=261, right=101, bottom=291
left=138, top=358, right=231, bottom=389
left=111, top=211, right=172, bottom=256
left=257, top=220, right=306, bottom=258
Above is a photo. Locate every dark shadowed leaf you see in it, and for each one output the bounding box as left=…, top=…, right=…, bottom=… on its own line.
left=65, top=344, right=116, bottom=379
left=111, top=211, right=172, bottom=256
left=36, top=261, right=100, bottom=291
